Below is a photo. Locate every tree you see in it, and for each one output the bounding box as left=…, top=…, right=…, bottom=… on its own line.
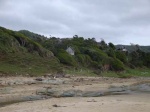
left=129, top=49, right=144, bottom=67
left=110, top=58, right=125, bottom=71
left=99, top=39, right=108, bottom=50
left=115, top=51, right=127, bottom=63
left=106, top=48, right=116, bottom=58
left=108, top=42, right=115, bottom=50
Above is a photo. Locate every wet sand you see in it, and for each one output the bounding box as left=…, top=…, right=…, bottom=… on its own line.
left=0, top=76, right=150, bottom=112
left=0, top=93, right=150, bottom=112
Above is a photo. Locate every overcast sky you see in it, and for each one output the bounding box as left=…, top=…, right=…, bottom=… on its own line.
left=0, top=0, right=150, bottom=45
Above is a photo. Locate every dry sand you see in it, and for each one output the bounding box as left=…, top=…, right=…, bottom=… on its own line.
left=0, top=94, right=150, bottom=112
left=0, top=76, right=150, bottom=112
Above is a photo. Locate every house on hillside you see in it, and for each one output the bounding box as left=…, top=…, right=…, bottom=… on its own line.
left=117, top=46, right=128, bottom=52
left=66, top=46, right=75, bottom=55
left=122, top=48, right=127, bottom=52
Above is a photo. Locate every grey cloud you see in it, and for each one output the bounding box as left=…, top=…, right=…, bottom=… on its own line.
left=0, top=0, right=150, bottom=45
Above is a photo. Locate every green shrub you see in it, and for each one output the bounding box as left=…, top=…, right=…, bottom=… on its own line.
left=115, top=51, right=127, bottom=63
left=106, top=48, right=116, bottom=58
left=110, top=58, right=125, bottom=71
left=84, top=48, right=108, bottom=62
left=57, top=49, right=77, bottom=66
left=75, top=54, right=92, bottom=67
left=91, top=61, right=102, bottom=69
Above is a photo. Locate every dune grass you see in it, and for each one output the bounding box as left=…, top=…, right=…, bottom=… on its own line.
left=64, top=66, right=150, bottom=78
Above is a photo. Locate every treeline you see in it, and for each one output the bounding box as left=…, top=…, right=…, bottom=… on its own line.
left=20, top=30, right=150, bottom=72
left=1, top=26, right=150, bottom=75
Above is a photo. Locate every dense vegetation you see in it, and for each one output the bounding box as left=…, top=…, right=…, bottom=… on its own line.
left=0, top=27, right=61, bottom=76
left=0, top=26, right=150, bottom=77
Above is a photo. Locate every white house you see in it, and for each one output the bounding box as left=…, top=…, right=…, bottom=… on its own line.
left=66, top=47, right=74, bottom=55
left=122, top=48, right=127, bottom=52
left=117, top=46, right=128, bottom=52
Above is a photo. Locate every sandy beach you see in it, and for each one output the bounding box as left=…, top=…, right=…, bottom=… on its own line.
left=0, top=76, right=150, bottom=112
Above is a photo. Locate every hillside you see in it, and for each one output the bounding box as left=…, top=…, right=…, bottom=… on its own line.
left=116, top=45, right=150, bottom=52
left=0, top=27, right=62, bottom=76
left=18, top=30, right=48, bottom=44
left=1, top=26, right=150, bottom=77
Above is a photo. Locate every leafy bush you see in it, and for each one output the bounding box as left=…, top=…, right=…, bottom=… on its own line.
left=91, top=61, right=102, bottom=69
left=110, top=58, right=125, bottom=71
left=84, top=48, right=108, bottom=62
left=75, top=54, right=92, bottom=67
left=106, top=48, right=116, bottom=58
left=57, top=49, right=77, bottom=66
left=115, top=51, right=127, bottom=63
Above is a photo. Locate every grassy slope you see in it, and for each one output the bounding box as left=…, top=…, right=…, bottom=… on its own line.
left=0, top=27, right=62, bottom=76
left=0, top=53, right=62, bottom=76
